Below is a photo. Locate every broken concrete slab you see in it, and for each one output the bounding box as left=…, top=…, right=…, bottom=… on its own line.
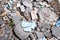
left=38, top=7, right=58, bottom=25
left=38, top=22, right=51, bottom=30
left=22, top=21, right=37, bottom=32
left=14, top=22, right=30, bottom=40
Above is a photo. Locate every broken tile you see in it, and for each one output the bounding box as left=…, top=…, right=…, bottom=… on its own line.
left=31, top=8, right=38, bottom=20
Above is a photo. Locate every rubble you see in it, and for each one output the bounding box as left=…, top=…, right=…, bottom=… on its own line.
left=0, top=0, right=60, bottom=40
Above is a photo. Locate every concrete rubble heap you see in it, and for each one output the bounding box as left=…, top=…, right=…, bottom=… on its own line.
left=0, top=0, right=60, bottom=40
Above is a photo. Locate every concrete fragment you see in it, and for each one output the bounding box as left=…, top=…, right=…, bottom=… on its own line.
left=22, top=21, right=37, bottom=32
left=40, top=37, right=47, bottom=40
left=0, top=2, right=4, bottom=13
left=38, top=7, right=58, bottom=25
left=0, top=19, right=5, bottom=26
left=20, top=5, right=25, bottom=12
left=49, top=37, right=58, bottom=40
left=17, top=1, right=21, bottom=7
left=31, top=8, right=38, bottom=20
left=47, top=0, right=53, bottom=3
left=14, top=22, right=30, bottom=40
left=36, top=32, right=44, bottom=39
left=38, top=22, right=51, bottom=29
left=12, top=16, right=21, bottom=25
left=36, top=0, right=43, bottom=2
left=22, top=0, right=32, bottom=8
left=44, top=32, right=51, bottom=38
left=52, top=26, right=60, bottom=39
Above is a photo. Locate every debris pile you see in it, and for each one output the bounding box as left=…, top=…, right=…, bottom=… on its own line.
left=0, top=0, right=60, bottom=40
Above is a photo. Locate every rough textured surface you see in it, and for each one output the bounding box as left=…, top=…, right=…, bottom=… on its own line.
left=52, top=26, right=60, bottom=39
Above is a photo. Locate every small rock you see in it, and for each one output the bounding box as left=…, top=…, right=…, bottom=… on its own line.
left=22, top=21, right=37, bottom=32
left=39, top=37, right=47, bottom=40
left=0, top=19, right=5, bottom=26
left=38, top=7, right=58, bottom=25
left=20, top=5, right=25, bottom=12
left=14, top=22, right=30, bottom=40
left=12, top=16, right=21, bottom=25
left=38, top=22, right=51, bottom=29
left=22, top=0, right=32, bottom=8
left=49, top=37, right=58, bottom=40
left=52, top=26, right=60, bottom=39
left=36, top=32, right=44, bottom=39
left=44, top=32, right=51, bottom=38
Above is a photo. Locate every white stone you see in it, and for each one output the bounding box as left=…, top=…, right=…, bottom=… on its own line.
left=17, top=1, right=21, bottom=7
left=47, top=0, right=53, bottom=3
left=22, top=1, right=32, bottom=8
left=22, top=21, right=36, bottom=32
left=20, top=5, right=25, bottom=12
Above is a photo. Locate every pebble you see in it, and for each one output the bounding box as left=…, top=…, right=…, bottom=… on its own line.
left=22, top=21, right=36, bottom=32
left=44, top=31, right=51, bottom=38
left=20, top=5, right=25, bottom=12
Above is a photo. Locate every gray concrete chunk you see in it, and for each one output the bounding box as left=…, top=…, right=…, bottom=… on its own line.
left=36, top=32, right=44, bottom=39
left=14, top=21, right=30, bottom=40
left=52, top=26, right=60, bottom=39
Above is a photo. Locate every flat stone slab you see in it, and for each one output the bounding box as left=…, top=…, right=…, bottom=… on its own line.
left=52, top=26, right=60, bottom=39
left=14, top=21, right=30, bottom=40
